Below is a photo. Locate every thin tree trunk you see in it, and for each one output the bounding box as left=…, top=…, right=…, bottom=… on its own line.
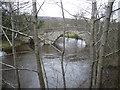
left=14, top=0, right=19, bottom=38
left=0, top=2, right=2, bottom=89
left=60, top=0, right=66, bottom=89
left=9, top=3, right=21, bottom=89
left=118, top=1, right=120, bottom=88
left=94, top=5, right=101, bottom=87
left=17, top=0, right=19, bottom=15
left=32, top=0, right=45, bottom=88
left=89, top=1, right=97, bottom=88
left=95, top=1, right=115, bottom=88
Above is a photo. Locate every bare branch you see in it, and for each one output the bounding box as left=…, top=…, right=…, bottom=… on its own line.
left=2, top=28, right=12, bottom=46
left=0, top=68, right=37, bottom=72
left=37, top=0, right=46, bottom=15
left=0, top=62, right=37, bottom=72
left=95, top=7, right=120, bottom=22
left=55, top=1, right=90, bottom=19
left=50, top=44, right=62, bottom=54
left=0, top=62, right=15, bottom=69
left=105, top=49, right=120, bottom=57
left=1, top=25, right=33, bottom=38
left=2, top=79, right=15, bottom=88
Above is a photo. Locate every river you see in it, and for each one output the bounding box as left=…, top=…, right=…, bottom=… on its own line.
left=1, top=37, right=91, bottom=88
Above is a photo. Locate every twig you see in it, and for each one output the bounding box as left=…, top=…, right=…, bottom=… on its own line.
left=37, top=0, right=46, bottom=15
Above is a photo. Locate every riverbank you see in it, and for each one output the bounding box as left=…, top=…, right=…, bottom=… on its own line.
left=1, top=40, right=30, bottom=52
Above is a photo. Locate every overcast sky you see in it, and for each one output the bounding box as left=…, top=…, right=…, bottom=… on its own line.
left=18, top=0, right=119, bottom=19
left=38, top=0, right=91, bottom=18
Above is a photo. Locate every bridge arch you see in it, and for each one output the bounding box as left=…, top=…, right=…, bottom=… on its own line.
left=38, top=30, right=90, bottom=45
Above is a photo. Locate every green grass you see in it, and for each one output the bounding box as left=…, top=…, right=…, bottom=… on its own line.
left=64, top=32, right=83, bottom=40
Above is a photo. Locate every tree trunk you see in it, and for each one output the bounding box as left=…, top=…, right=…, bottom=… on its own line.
left=89, top=1, right=97, bottom=88
left=0, top=1, right=2, bottom=89
left=118, top=1, right=120, bottom=88
left=60, top=0, right=66, bottom=89
left=9, top=3, right=21, bottom=89
left=95, top=1, right=115, bottom=88
left=32, top=0, right=45, bottom=88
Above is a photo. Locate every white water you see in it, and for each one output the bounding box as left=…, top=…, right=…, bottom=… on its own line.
left=0, top=51, right=7, bottom=57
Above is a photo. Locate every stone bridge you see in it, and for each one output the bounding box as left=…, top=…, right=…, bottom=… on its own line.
left=37, top=26, right=90, bottom=45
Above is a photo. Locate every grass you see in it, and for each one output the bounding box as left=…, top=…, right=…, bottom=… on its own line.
left=64, top=32, right=83, bottom=40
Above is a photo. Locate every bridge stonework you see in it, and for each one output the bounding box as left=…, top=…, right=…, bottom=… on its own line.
left=38, top=26, right=90, bottom=45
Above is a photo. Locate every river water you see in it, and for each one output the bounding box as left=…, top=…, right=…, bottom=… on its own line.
left=1, top=37, right=91, bottom=88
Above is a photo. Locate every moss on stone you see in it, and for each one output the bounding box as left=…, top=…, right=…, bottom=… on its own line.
left=64, top=32, right=83, bottom=40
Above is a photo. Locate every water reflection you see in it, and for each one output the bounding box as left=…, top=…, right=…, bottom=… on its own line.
left=55, top=37, right=86, bottom=49
left=2, top=38, right=90, bottom=88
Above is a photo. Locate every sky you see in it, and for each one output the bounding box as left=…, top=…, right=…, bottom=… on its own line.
left=18, top=0, right=92, bottom=18
left=38, top=0, right=91, bottom=18
left=7, top=0, right=120, bottom=19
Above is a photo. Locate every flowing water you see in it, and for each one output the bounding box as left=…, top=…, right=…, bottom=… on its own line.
left=1, top=37, right=91, bottom=88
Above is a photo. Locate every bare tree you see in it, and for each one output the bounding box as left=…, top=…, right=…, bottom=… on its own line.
left=60, top=0, right=66, bottom=89
left=0, top=1, right=2, bottom=89
left=32, top=0, right=45, bottom=88
left=95, top=0, right=115, bottom=88
left=9, top=2, right=21, bottom=89
left=118, top=1, right=120, bottom=87
left=89, top=0, right=97, bottom=88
